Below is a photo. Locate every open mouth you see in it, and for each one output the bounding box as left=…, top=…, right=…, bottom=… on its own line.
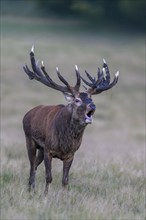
left=85, top=109, right=95, bottom=124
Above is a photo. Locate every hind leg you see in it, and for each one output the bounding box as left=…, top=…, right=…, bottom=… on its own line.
left=35, top=149, right=44, bottom=170
left=25, top=136, right=37, bottom=192
left=44, top=150, right=52, bottom=195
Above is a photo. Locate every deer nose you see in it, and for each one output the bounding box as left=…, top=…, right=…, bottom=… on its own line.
left=88, top=103, right=96, bottom=110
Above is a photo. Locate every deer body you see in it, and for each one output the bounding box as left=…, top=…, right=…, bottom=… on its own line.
left=23, top=104, right=86, bottom=160
left=23, top=47, right=119, bottom=194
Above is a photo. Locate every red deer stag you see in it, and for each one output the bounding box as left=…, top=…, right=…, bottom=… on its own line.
left=23, top=46, right=119, bottom=194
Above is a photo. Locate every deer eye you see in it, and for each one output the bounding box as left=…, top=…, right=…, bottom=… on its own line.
left=75, top=98, right=81, bottom=104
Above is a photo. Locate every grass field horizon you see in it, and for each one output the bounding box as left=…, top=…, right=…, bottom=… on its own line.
left=1, top=15, right=145, bottom=219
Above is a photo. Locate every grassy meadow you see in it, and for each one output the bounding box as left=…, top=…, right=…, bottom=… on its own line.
left=1, top=15, right=145, bottom=219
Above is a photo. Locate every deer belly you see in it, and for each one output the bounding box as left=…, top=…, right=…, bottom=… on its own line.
left=49, top=150, right=74, bottom=160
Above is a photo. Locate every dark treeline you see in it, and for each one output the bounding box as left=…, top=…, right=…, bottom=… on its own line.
left=36, top=0, right=145, bottom=29
left=1, top=0, right=146, bottom=30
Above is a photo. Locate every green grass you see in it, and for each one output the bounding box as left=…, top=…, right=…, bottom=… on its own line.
left=1, top=154, right=145, bottom=219
left=1, top=15, right=145, bottom=220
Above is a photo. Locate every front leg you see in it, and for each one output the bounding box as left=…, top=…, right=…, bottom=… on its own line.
left=44, top=151, right=52, bottom=195
left=62, top=156, right=74, bottom=187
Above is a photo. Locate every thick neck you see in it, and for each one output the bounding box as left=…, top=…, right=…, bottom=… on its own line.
left=55, top=104, right=86, bottom=139
left=67, top=104, right=86, bottom=135
left=70, top=122, right=86, bottom=139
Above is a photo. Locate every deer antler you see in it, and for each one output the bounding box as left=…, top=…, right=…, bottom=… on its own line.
left=23, top=46, right=81, bottom=96
left=81, top=59, right=119, bottom=95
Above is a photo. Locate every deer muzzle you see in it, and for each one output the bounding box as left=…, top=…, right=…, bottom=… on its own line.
left=85, top=103, right=96, bottom=124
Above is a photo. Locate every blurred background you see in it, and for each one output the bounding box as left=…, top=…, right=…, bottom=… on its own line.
left=1, top=0, right=145, bottom=218
left=1, top=0, right=146, bottom=29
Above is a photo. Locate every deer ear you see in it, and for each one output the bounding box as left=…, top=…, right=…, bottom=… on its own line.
left=63, top=92, right=74, bottom=103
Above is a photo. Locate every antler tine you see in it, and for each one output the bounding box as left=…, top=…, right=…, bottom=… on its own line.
left=56, top=67, right=69, bottom=87
left=41, top=61, right=56, bottom=85
left=30, top=46, right=39, bottom=73
left=23, top=64, right=34, bottom=80
left=41, top=62, right=70, bottom=93
left=102, top=58, right=110, bottom=84
left=30, top=46, right=46, bottom=79
left=97, top=67, right=100, bottom=79
left=95, top=68, right=104, bottom=84
left=85, top=70, right=95, bottom=83
left=31, top=45, right=34, bottom=53
left=74, top=65, right=81, bottom=92
left=80, top=75, right=93, bottom=87
left=56, top=67, right=73, bottom=94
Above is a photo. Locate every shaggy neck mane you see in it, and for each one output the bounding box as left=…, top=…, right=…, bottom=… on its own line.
left=55, top=105, right=86, bottom=139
